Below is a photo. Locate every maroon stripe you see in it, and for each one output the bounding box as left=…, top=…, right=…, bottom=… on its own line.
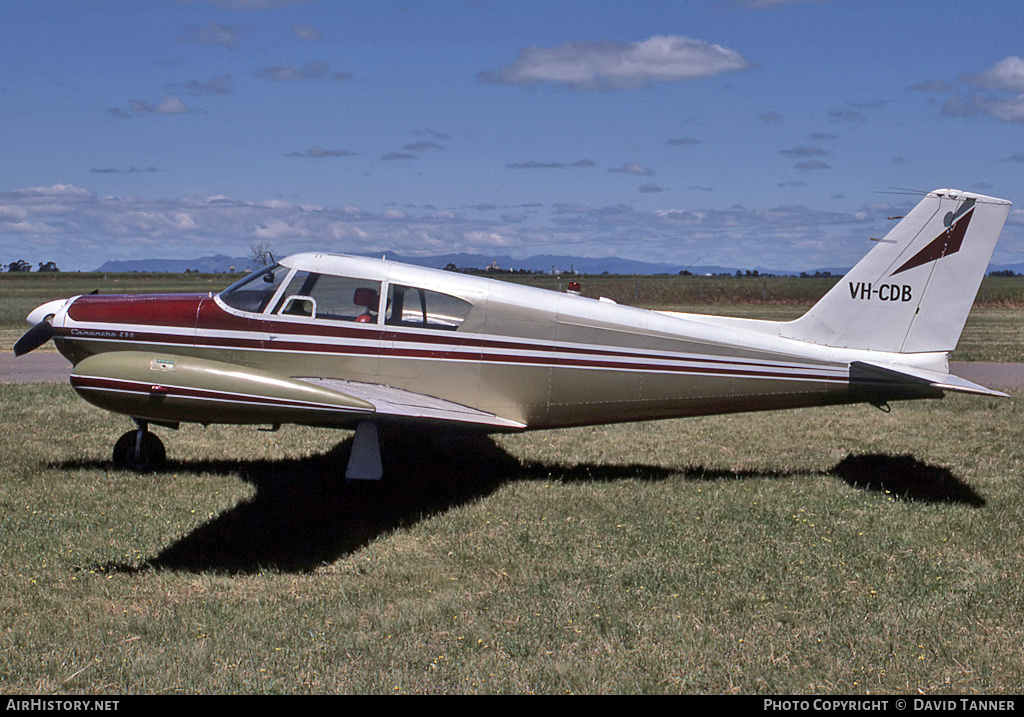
left=62, top=295, right=843, bottom=382
left=67, top=294, right=206, bottom=325
left=67, top=331, right=843, bottom=384
left=199, top=298, right=790, bottom=369
left=69, top=294, right=805, bottom=372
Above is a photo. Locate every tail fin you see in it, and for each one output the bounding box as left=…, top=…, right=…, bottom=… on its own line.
left=782, top=189, right=1011, bottom=353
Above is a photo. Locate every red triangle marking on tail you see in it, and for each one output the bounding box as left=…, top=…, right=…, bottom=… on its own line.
left=891, top=207, right=974, bottom=276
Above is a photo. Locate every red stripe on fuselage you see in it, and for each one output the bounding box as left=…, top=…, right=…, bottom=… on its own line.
left=68, top=294, right=800, bottom=370
left=61, top=293, right=845, bottom=383
left=67, top=294, right=206, bottom=326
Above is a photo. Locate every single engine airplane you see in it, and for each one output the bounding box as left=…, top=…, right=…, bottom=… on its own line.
left=14, top=188, right=1012, bottom=479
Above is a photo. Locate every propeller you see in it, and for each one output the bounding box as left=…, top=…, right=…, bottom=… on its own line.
left=13, top=317, right=54, bottom=356
left=15, top=297, right=74, bottom=357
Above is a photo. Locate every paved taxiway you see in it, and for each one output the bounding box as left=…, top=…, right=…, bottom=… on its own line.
left=1, top=352, right=72, bottom=384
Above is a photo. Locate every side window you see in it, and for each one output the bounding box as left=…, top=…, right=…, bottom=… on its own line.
left=280, top=295, right=315, bottom=317
left=275, top=272, right=381, bottom=323
left=272, top=270, right=313, bottom=314
left=385, top=284, right=472, bottom=330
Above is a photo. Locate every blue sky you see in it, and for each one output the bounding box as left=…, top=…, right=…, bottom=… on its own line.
left=2, top=0, right=1023, bottom=272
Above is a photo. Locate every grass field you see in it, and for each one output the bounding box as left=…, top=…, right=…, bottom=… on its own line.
left=3, top=272, right=1024, bottom=694
left=1, top=385, right=1022, bottom=693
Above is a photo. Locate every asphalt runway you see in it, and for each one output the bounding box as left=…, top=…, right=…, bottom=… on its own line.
left=3, top=351, right=1024, bottom=391
left=952, top=362, right=1024, bottom=392
left=1, top=352, right=72, bottom=384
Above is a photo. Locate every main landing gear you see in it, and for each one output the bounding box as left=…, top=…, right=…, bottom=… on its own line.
left=112, top=420, right=166, bottom=472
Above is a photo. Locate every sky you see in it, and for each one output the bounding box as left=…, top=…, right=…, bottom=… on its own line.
left=2, top=0, right=1023, bottom=273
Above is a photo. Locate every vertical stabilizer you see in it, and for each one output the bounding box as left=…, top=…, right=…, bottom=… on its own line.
left=782, top=189, right=1011, bottom=353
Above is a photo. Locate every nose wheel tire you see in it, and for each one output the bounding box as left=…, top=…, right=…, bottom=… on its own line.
left=113, top=428, right=166, bottom=472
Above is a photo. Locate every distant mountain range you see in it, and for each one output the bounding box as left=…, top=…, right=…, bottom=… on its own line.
left=92, top=252, right=1024, bottom=277
left=93, top=252, right=844, bottom=276
left=95, top=254, right=254, bottom=274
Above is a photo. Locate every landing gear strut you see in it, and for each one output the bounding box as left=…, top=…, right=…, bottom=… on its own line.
left=112, top=420, right=166, bottom=472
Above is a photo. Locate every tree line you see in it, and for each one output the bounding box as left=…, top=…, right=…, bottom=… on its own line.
left=4, top=261, right=60, bottom=272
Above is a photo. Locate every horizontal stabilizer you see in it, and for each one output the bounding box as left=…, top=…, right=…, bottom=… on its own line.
left=850, top=361, right=1008, bottom=398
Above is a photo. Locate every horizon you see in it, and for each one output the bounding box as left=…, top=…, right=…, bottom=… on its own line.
left=5, top=248, right=1017, bottom=278
left=2, top=1, right=1022, bottom=272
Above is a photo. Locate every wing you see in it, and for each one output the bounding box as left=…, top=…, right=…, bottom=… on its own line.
left=298, top=379, right=525, bottom=481
left=298, top=377, right=526, bottom=430
left=70, top=350, right=525, bottom=430
left=70, top=351, right=526, bottom=481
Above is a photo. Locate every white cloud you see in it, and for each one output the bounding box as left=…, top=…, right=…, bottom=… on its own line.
left=794, top=160, right=830, bottom=171
left=4, top=221, right=59, bottom=234
left=5, top=184, right=1016, bottom=274
left=970, top=56, right=1024, bottom=93
left=285, top=146, right=358, bottom=159
left=935, top=57, right=1024, bottom=124
left=251, top=62, right=351, bottom=82
left=162, top=75, right=232, bottom=96
left=479, top=35, right=751, bottom=90
left=609, top=161, right=654, bottom=176
left=907, top=79, right=951, bottom=93
left=254, top=219, right=307, bottom=240
left=980, top=96, right=1024, bottom=123
left=779, top=145, right=828, bottom=157
left=291, top=24, right=322, bottom=42
left=183, top=0, right=311, bottom=8
left=736, top=0, right=827, bottom=7
left=506, top=159, right=596, bottom=169
left=177, top=22, right=256, bottom=50
left=130, top=96, right=193, bottom=114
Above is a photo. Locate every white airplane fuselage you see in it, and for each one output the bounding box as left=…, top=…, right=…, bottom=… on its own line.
left=45, top=256, right=937, bottom=431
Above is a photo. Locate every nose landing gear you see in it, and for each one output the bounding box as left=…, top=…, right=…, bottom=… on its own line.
left=112, top=420, right=166, bottom=472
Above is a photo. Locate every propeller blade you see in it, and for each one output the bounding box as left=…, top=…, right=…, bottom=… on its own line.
left=13, top=319, right=54, bottom=356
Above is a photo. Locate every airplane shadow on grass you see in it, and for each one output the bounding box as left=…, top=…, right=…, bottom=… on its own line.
left=831, top=452, right=985, bottom=508
left=61, top=433, right=984, bottom=576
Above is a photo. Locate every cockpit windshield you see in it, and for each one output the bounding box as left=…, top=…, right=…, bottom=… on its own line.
left=218, top=262, right=472, bottom=330
left=218, top=265, right=291, bottom=313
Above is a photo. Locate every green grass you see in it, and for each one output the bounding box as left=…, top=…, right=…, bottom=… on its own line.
left=2, top=384, right=1023, bottom=693
left=4, top=270, right=1024, bottom=693
left=950, top=309, right=1024, bottom=363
